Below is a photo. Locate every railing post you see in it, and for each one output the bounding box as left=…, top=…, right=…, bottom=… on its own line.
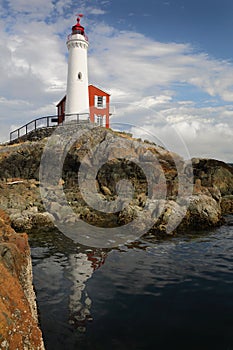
left=47, top=116, right=49, bottom=127
left=35, top=120, right=36, bottom=130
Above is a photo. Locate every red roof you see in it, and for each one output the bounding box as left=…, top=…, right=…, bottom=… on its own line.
left=56, top=84, right=110, bottom=107
left=88, top=84, right=111, bottom=96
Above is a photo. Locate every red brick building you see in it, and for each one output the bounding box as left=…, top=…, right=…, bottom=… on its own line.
left=56, top=85, right=110, bottom=128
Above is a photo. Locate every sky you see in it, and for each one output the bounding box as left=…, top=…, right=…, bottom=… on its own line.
left=0, top=0, right=233, bottom=162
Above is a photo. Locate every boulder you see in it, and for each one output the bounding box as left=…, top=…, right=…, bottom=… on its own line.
left=183, top=194, right=222, bottom=228
left=221, top=195, right=233, bottom=214
left=192, top=158, right=233, bottom=196
left=10, top=210, right=55, bottom=232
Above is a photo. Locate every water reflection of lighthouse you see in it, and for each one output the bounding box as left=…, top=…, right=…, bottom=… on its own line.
left=60, top=14, right=110, bottom=332
left=68, top=248, right=107, bottom=332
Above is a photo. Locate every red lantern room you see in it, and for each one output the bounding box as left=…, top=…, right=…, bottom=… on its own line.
left=72, top=15, right=85, bottom=36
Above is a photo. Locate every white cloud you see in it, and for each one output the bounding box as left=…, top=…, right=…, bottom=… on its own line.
left=86, top=7, right=106, bottom=15
left=114, top=100, right=233, bottom=162
left=88, top=25, right=233, bottom=104
left=0, top=8, right=69, bottom=142
left=129, top=119, right=233, bottom=163
left=7, top=0, right=54, bottom=20
left=0, top=2, right=232, bottom=162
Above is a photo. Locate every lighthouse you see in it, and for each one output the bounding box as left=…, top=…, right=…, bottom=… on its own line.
left=56, top=15, right=111, bottom=127
left=65, top=15, right=89, bottom=120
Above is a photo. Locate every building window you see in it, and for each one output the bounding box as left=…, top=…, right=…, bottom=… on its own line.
left=94, top=95, right=106, bottom=108
left=94, top=115, right=103, bottom=126
left=97, top=115, right=102, bottom=126
left=97, top=96, right=103, bottom=108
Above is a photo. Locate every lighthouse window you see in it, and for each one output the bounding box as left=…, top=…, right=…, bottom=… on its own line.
left=78, top=72, right=82, bottom=80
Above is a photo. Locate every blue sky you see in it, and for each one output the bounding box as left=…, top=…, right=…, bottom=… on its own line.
left=0, top=0, right=233, bottom=161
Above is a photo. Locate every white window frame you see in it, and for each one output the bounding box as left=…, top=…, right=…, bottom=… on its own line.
left=94, top=114, right=103, bottom=126
left=94, top=95, right=106, bottom=109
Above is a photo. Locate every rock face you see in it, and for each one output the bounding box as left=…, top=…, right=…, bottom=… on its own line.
left=0, top=126, right=233, bottom=236
left=0, top=142, right=44, bottom=180
left=192, top=158, right=233, bottom=195
left=192, top=158, right=233, bottom=214
left=221, top=195, right=233, bottom=214
left=0, top=209, right=45, bottom=350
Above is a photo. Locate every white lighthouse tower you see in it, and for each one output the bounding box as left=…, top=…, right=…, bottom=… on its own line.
left=65, top=15, right=89, bottom=120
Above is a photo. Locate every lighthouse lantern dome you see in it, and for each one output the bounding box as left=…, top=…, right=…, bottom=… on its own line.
left=72, top=16, right=85, bottom=36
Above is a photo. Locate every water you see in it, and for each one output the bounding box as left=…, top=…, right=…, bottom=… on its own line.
left=29, top=217, right=233, bottom=350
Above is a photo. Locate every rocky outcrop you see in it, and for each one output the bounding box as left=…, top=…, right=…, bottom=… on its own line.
left=221, top=195, right=233, bottom=214
left=192, top=158, right=233, bottom=195
left=192, top=158, right=233, bottom=214
left=0, top=209, right=45, bottom=349
left=0, top=142, right=44, bottom=180
left=10, top=126, right=56, bottom=144
left=0, top=126, right=232, bottom=236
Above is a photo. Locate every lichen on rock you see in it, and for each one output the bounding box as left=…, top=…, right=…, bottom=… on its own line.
left=0, top=209, right=45, bottom=350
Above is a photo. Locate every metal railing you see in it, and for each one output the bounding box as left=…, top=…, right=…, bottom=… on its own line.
left=67, top=33, right=89, bottom=42
left=10, top=115, right=59, bottom=142
left=65, top=113, right=90, bottom=124
left=9, top=113, right=91, bottom=142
